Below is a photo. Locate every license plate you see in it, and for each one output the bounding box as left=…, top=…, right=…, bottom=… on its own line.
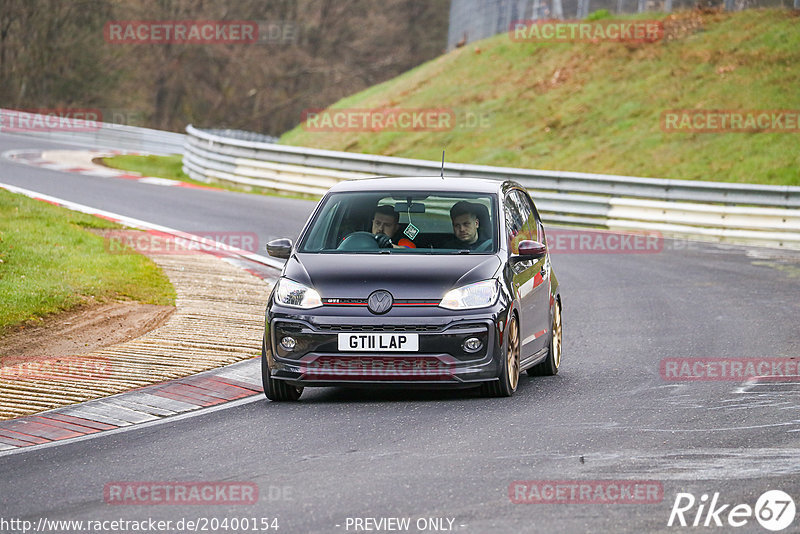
left=338, top=333, right=419, bottom=352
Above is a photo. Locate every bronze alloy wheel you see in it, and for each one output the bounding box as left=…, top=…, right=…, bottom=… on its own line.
left=552, top=299, right=562, bottom=369
left=481, top=314, right=520, bottom=397
left=527, top=298, right=562, bottom=377
left=507, top=316, right=520, bottom=390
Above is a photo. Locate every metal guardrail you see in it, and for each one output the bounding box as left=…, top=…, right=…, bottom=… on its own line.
left=0, top=109, right=185, bottom=155
left=2, top=111, right=797, bottom=246
left=184, top=125, right=800, bottom=249
left=185, top=126, right=800, bottom=207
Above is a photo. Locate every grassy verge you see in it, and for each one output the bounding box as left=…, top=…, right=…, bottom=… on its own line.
left=101, top=155, right=315, bottom=200
left=0, top=189, right=175, bottom=335
left=281, top=9, right=800, bottom=186
left=101, top=154, right=203, bottom=184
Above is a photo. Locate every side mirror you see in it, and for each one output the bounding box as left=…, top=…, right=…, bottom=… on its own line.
left=266, top=238, right=293, bottom=259
left=517, top=240, right=547, bottom=259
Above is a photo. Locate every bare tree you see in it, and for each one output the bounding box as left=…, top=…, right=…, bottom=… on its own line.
left=1, top=0, right=448, bottom=135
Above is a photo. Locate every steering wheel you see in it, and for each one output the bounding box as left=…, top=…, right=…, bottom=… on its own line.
left=338, top=231, right=380, bottom=251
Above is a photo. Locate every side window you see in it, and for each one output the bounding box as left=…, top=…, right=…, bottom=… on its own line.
left=303, top=197, right=342, bottom=250
left=503, top=194, right=526, bottom=254
left=532, top=202, right=545, bottom=243
left=512, top=190, right=541, bottom=242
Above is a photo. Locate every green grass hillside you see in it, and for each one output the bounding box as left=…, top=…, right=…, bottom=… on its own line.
left=281, top=9, right=800, bottom=185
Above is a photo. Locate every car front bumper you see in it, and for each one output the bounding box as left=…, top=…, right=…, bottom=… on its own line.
left=264, top=303, right=509, bottom=388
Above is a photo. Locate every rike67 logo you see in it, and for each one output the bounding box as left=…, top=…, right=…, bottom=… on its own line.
left=668, top=490, right=796, bottom=531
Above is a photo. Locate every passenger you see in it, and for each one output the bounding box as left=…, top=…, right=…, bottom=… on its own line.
left=443, top=201, right=487, bottom=250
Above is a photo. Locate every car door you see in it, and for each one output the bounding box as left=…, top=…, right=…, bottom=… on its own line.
left=506, top=189, right=551, bottom=356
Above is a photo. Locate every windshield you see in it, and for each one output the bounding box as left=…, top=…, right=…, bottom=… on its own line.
left=298, top=191, right=497, bottom=254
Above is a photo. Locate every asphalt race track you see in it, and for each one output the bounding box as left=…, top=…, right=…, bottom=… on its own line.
left=1, top=132, right=799, bottom=533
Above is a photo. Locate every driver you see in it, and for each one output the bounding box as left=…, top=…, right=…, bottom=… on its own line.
left=372, top=205, right=415, bottom=248
left=443, top=201, right=486, bottom=250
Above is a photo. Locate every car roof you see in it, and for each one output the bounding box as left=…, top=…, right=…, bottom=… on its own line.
left=327, top=176, right=514, bottom=194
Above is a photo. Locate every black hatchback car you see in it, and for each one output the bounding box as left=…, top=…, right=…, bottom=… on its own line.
left=262, top=177, right=562, bottom=400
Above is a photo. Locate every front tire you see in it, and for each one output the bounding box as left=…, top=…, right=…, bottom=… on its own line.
left=261, top=336, right=303, bottom=401
left=528, top=298, right=561, bottom=377
left=482, top=315, right=520, bottom=397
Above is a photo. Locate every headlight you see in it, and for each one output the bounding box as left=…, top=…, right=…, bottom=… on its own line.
left=274, top=278, right=322, bottom=309
left=439, top=279, right=499, bottom=310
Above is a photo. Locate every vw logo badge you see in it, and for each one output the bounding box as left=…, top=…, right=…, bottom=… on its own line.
left=367, top=290, right=393, bottom=315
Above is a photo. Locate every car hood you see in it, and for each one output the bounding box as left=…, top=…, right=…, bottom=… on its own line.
left=285, top=253, right=502, bottom=300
